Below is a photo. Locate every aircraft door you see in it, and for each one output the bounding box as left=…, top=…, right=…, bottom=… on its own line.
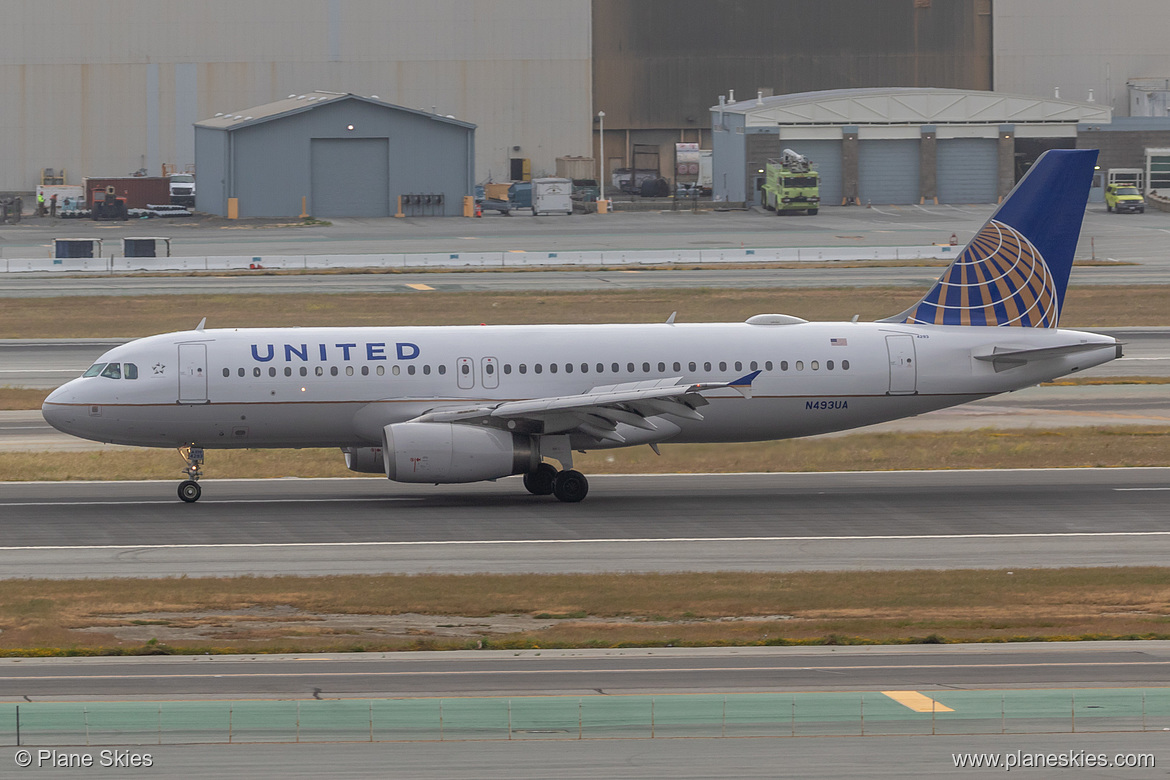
left=178, top=343, right=209, bottom=404
left=885, top=334, right=917, bottom=395
left=456, top=357, right=475, bottom=390
left=481, top=357, right=499, bottom=389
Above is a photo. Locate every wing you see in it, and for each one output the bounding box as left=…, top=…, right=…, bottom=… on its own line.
left=412, top=371, right=760, bottom=444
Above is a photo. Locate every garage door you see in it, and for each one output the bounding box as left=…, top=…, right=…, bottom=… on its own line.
left=784, top=140, right=842, bottom=207
left=310, top=138, right=390, bottom=217
left=937, top=139, right=998, bottom=204
left=859, top=139, right=920, bottom=205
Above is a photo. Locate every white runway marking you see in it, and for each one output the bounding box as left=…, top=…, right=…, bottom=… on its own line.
left=3, top=530, right=1170, bottom=552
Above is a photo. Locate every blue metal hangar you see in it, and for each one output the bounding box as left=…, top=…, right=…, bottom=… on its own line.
left=194, top=92, right=475, bottom=218
left=711, top=87, right=1110, bottom=207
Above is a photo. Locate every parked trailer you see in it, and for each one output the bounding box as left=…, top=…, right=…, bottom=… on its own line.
left=83, top=177, right=170, bottom=209
left=531, top=178, right=573, bottom=216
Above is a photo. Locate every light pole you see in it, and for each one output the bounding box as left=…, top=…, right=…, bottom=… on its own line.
left=597, top=110, right=606, bottom=206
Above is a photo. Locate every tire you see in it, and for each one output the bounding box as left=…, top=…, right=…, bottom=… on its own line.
left=523, top=463, right=558, bottom=496
left=1107, top=203, right=1113, bottom=212
left=178, top=480, right=201, bottom=503
left=552, top=470, right=589, bottom=503
left=807, top=208, right=818, bottom=215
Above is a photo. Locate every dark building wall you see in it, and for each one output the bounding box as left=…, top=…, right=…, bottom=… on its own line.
left=593, top=0, right=993, bottom=131
left=1077, top=128, right=1170, bottom=176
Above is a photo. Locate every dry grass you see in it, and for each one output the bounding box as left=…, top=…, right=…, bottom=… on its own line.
left=2, top=568, right=1169, bottom=654
left=0, top=388, right=49, bottom=410
left=4, top=426, right=1170, bottom=481
left=0, top=285, right=1163, bottom=339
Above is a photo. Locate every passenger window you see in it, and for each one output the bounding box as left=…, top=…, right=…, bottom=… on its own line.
left=504, top=364, right=512, bottom=375
left=361, top=366, right=369, bottom=376
left=377, top=366, right=385, bottom=376
left=83, top=363, right=106, bottom=378
left=222, top=368, right=230, bottom=378
left=811, top=360, right=819, bottom=370
left=627, top=363, right=635, bottom=373
left=689, top=362, right=697, bottom=372
left=101, top=363, right=122, bottom=379
left=719, top=362, right=727, bottom=372
left=392, top=365, right=401, bottom=376
left=704, top=362, right=711, bottom=372
left=438, top=365, right=447, bottom=375
left=299, top=367, right=308, bottom=377
left=271, top=367, right=278, bottom=377
left=285, top=367, right=293, bottom=377
left=345, top=366, right=353, bottom=376
left=596, top=363, right=604, bottom=373
left=611, top=363, right=619, bottom=373
left=796, top=361, right=804, bottom=371
left=423, top=365, right=432, bottom=375
left=237, top=368, right=245, bottom=378
left=125, top=363, right=138, bottom=379
left=827, top=360, right=834, bottom=370
left=750, top=361, right=758, bottom=371
left=580, top=363, right=588, bottom=373
left=642, top=362, right=650, bottom=373
left=331, top=366, right=339, bottom=376
left=254, top=367, right=262, bottom=377
left=519, top=364, right=527, bottom=374
left=550, top=363, right=558, bottom=374
left=563, top=363, right=571, bottom=373
left=315, top=366, right=324, bottom=376
left=780, top=361, right=788, bottom=371
left=461, top=364, right=470, bottom=375
left=657, top=362, right=665, bottom=373
left=765, top=361, right=773, bottom=371
left=535, top=364, right=543, bottom=374
left=408, top=365, right=416, bottom=376
left=673, top=362, right=681, bottom=372
left=842, top=360, right=850, bottom=370
left=735, top=361, right=742, bottom=371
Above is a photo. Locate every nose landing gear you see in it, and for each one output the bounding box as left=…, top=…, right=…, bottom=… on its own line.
left=177, top=445, right=204, bottom=503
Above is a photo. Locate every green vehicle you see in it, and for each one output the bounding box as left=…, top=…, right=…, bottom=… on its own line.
left=762, top=149, right=820, bottom=215
left=1104, top=183, right=1145, bottom=213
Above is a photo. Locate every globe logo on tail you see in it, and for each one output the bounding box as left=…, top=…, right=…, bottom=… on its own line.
left=901, top=219, right=1059, bottom=328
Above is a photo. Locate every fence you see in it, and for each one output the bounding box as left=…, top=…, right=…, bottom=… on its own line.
left=0, top=245, right=959, bottom=275
left=3, top=689, right=1168, bottom=746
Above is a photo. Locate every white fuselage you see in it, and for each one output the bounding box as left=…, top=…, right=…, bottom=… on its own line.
left=42, top=320, right=1120, bottom=450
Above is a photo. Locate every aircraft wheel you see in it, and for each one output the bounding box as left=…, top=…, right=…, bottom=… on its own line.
left=553, top=470, right=589, bottom=503
left=523, top=463, right=558, bottom=496
left=178, top=480, right=202, bottom=503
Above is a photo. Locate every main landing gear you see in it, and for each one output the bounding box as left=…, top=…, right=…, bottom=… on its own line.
left=177, top=445, right=204, bottom=503
left=523, top=462, right=589, bottom=503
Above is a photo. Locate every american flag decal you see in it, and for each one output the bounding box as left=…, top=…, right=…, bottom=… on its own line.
left=830, top=338, right=847, bottom=346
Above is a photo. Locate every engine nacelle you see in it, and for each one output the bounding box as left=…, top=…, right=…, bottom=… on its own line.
left=342, top=446, right=384, bottom=474
left=382, top=422, right=538, bottom=483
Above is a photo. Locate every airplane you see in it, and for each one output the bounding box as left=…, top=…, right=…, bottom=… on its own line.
left=42, top=149, right=1122, bottom=504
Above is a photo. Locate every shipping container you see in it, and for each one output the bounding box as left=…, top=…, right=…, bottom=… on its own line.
left=84, top=177, right=171, bottom=209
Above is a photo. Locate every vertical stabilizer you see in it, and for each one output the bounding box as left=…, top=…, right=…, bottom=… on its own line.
left=884, top=148, right=1098, bottom=327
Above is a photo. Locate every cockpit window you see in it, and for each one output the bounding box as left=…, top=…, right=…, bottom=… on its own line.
left=125, top=363, right=138, bottom=379
left=83, top=363, right=106, bottom=378
left=100, top=363, right=122, bottom=380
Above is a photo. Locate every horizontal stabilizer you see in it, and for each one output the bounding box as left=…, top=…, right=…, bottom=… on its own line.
left=974, top=341, right=1122, bottom=372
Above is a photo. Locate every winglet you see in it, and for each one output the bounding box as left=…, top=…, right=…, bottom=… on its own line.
left=727, top=369, right=761, bottom=398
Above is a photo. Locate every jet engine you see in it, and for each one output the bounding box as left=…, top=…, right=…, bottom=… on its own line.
left=342, top=446, right=385, bottom=474
left=382, top=422, right=538, bottom=483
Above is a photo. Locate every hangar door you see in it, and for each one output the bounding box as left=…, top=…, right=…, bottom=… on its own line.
left=858, top=139, right=920, bottom=205
left=310, top=138, right=390, bottom=217
left=937, top=139, right=998, bottom=204
left=785, top=140, right=842, bottom=208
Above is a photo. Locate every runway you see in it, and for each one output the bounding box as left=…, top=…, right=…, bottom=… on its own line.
left=0, top=470, right=1168, bottom=578
left=3, top=642, right=1170, bottom=701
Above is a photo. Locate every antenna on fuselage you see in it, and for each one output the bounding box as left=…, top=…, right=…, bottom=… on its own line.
left=665, top=312, right=677, bottom=325
left=195, top=318, right=206, bottom=331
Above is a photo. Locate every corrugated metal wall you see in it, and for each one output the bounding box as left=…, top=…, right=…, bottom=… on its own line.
left=0, top=0, right=589, bottom=191
left=594, top=0, right=993, bottom=131
left=786, top=141, right=844, bottom=208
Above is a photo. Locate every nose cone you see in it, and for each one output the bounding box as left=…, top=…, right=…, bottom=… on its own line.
left=41, top=382, right=79, bottom=434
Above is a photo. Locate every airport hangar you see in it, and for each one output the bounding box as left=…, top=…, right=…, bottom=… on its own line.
left=710, top=87, right=1114, bottom=207
left=194, top=92, right=475, bottom=219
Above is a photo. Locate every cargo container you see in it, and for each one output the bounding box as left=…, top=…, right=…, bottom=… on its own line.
left=532, top=178, right=573, bottom=216
left=84, top=177, right=170, bottom=209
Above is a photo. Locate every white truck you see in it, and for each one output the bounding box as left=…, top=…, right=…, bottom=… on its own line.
left=168, top=174, right=196, bottom=207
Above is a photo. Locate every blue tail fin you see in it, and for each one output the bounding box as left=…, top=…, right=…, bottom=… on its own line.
left=884, top=148, right=1098, bottom=327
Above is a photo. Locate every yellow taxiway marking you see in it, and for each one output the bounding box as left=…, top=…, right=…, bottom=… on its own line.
left=405, top=283, right=435, bottom=291
left=882, top=690, right=954, bottom=713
